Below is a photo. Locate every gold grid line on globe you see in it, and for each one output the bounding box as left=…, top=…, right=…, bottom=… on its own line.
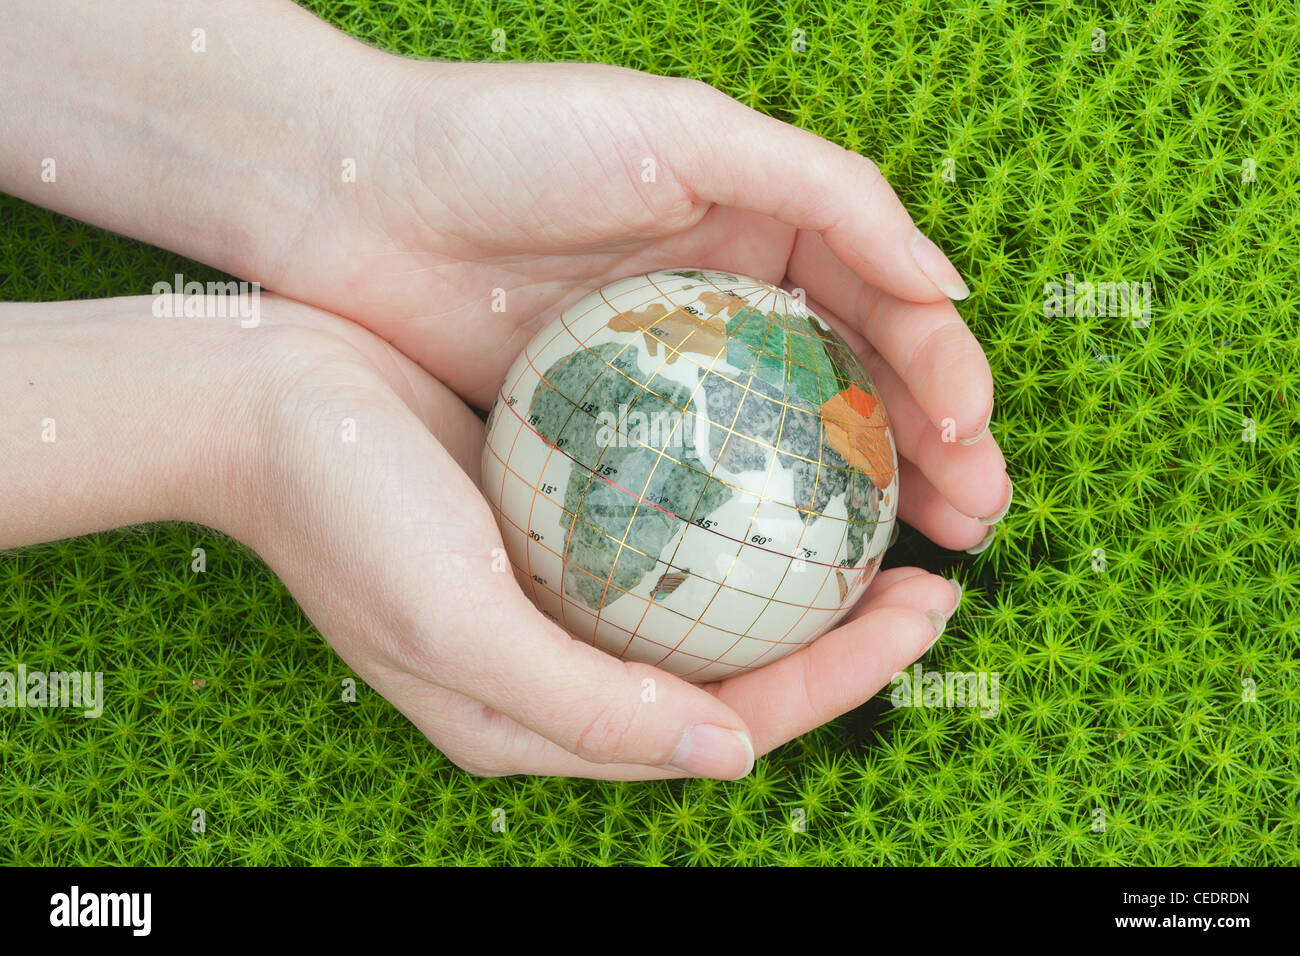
left=512, top=272, right=739, bottom=641
left=551, top=296, right=886, bottom=483
left=638, top=272, right=888, bottom=671
left=642, top=273, right=794, bottom=655
left=688, top=309, right=833, bottom=673
left=483, top=434, right=869, bottom=619
left=537, top=280, right=880, bottom=560
left=504, top=275, right=667, bottom=623
left=719, top=274, right=889, bottom=649
left=532, top=280, right=684, bottom=632
left=480, top=471, right=868, bottom=630
left=482, top=499, right=859, bottom=656
left=488, top=278, right=659, bottom=615
left=644, top=271, right=861, bottom=675
left=631, top=274, right=790, bottom=643
left=510, top=359, right=881, bottom=532
left=508, top=272, right=879, bottom=614
left=582, top=288, right=740, bottom=649
left=595, top=278, right=784, bottom=660
left=486, top=269, right=895, bottom=677
left=494, top=391, right=872, bottom=576
left=535, top=305, right=886, bottom=527
left=629, top=274, right=784, bottom=671
left=720, top=276, right=871, bottom=665
left=512, top=274, right=885, bottom=559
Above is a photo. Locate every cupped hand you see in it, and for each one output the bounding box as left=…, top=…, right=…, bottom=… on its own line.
left=265, top=59, right=1010, bottom=551
left=219, top=296, right=961, bottom=779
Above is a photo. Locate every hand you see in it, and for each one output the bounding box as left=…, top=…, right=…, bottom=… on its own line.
left=1, top=296, right=961, bottom=779
left=275, top=59, right=1013, bottom=550
left=200, top=301, right=967, bottom=779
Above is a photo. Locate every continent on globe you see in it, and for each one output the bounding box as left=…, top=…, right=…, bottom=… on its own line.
left=481, top=269, right=899, bottom=682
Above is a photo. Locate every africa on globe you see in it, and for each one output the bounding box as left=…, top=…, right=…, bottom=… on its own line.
left=481, top=269, right=899, bottom=682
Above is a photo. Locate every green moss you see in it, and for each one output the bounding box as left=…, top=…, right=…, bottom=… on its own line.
left=2, top=0, right=1297, bottom=865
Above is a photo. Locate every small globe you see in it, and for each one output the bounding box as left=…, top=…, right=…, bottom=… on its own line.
left=482, top=269, right=899, bottom=681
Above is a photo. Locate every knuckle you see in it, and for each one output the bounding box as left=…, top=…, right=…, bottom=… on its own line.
left=434, top=701, right=521, bottom=778
left=849, top=152, right=887, bottom=204
left=855, top=152, right=884, bottom=181
left=571, top=694, right=641, bottom=764
left=659, top=75, right=730, bottom=116
left=387, top=594, right=458, bottom=676
left=809, top=151, right=887, bottom=234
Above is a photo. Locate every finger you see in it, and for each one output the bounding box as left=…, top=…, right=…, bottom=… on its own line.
left=365, top=666, right=692, bottom=780
left=411, top=536, right=757, bottom=779
left=795, top=290, right=1009, bottom=521
left=663, top=80, right=969, bottom=303
left=894, top=458, right=996, bottom=551
left=394, top=568, right=957, bottom=776
left=854, top=336, right=1010, bottom=521
left=854, top=565, right=933, bottom=598
left=715, top=600, right=948, bottom=754
left=390, top=371, right=759, bottom=777
left=844, top=566, right=956, bottom=624
left=371, top=569, right=960, bottom=779
left=787, top=232, right=991, bottom=440
left=263, top=342, right=759, bottom=782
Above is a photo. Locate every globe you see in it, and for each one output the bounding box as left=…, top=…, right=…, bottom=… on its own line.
left=482, top=268, right=899, bottom=681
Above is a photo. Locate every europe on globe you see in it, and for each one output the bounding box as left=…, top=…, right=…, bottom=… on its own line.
left=481, top=269, right=899, bottom=682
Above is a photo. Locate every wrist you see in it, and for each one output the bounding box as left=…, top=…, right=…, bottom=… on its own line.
left=0, top=0, right=392, bottom=290
left=0, top=296, right=272, bottom=548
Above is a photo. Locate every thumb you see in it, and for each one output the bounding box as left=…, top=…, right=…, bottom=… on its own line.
left=379, top=339, right=756, bottom=778
left=418, top=558, right=756, bottom=779
left=658, top=78, right=969, bottom=303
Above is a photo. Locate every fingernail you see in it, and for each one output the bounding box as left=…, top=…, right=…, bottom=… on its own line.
left=888, top=521, right=900, bottom=548
left=980, top=479, right=1014, bottom=526
left=960, top=406, right=993, bottom=445
left=670, top=725, right=755, bottom=779
left=946, top=577, right=963, bottom=616
left=922, top=608, right=947, bottom=653
left=910, top=229, right=970, bottom=300
left=965, top=528, right=995, bottom=555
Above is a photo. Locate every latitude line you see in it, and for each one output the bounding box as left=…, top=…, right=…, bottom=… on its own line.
left=529, top=307, right=884, bottom=525
left=484, top=483, right=854, bottom=621
left=483, top=433, right=866, bottom=606
left=488, top=269, right=896, bottom=678
left=590, top=279, right=779, bottom=658
left=667, top=301, right=795, bottom=676
left=496, top=390, right=869, bottom=563
left=680, top=293, right=817, bottom=675
left=583, top=293, right=729, bottom=650
left=510, top=276, right=667, bottom=629
left=636, top=272, right=783, bottom=674
left=555, top=301, right=887, bottom=480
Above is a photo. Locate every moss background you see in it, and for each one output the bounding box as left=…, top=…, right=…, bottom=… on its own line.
left=2, top=0, right=1297, bottom=864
